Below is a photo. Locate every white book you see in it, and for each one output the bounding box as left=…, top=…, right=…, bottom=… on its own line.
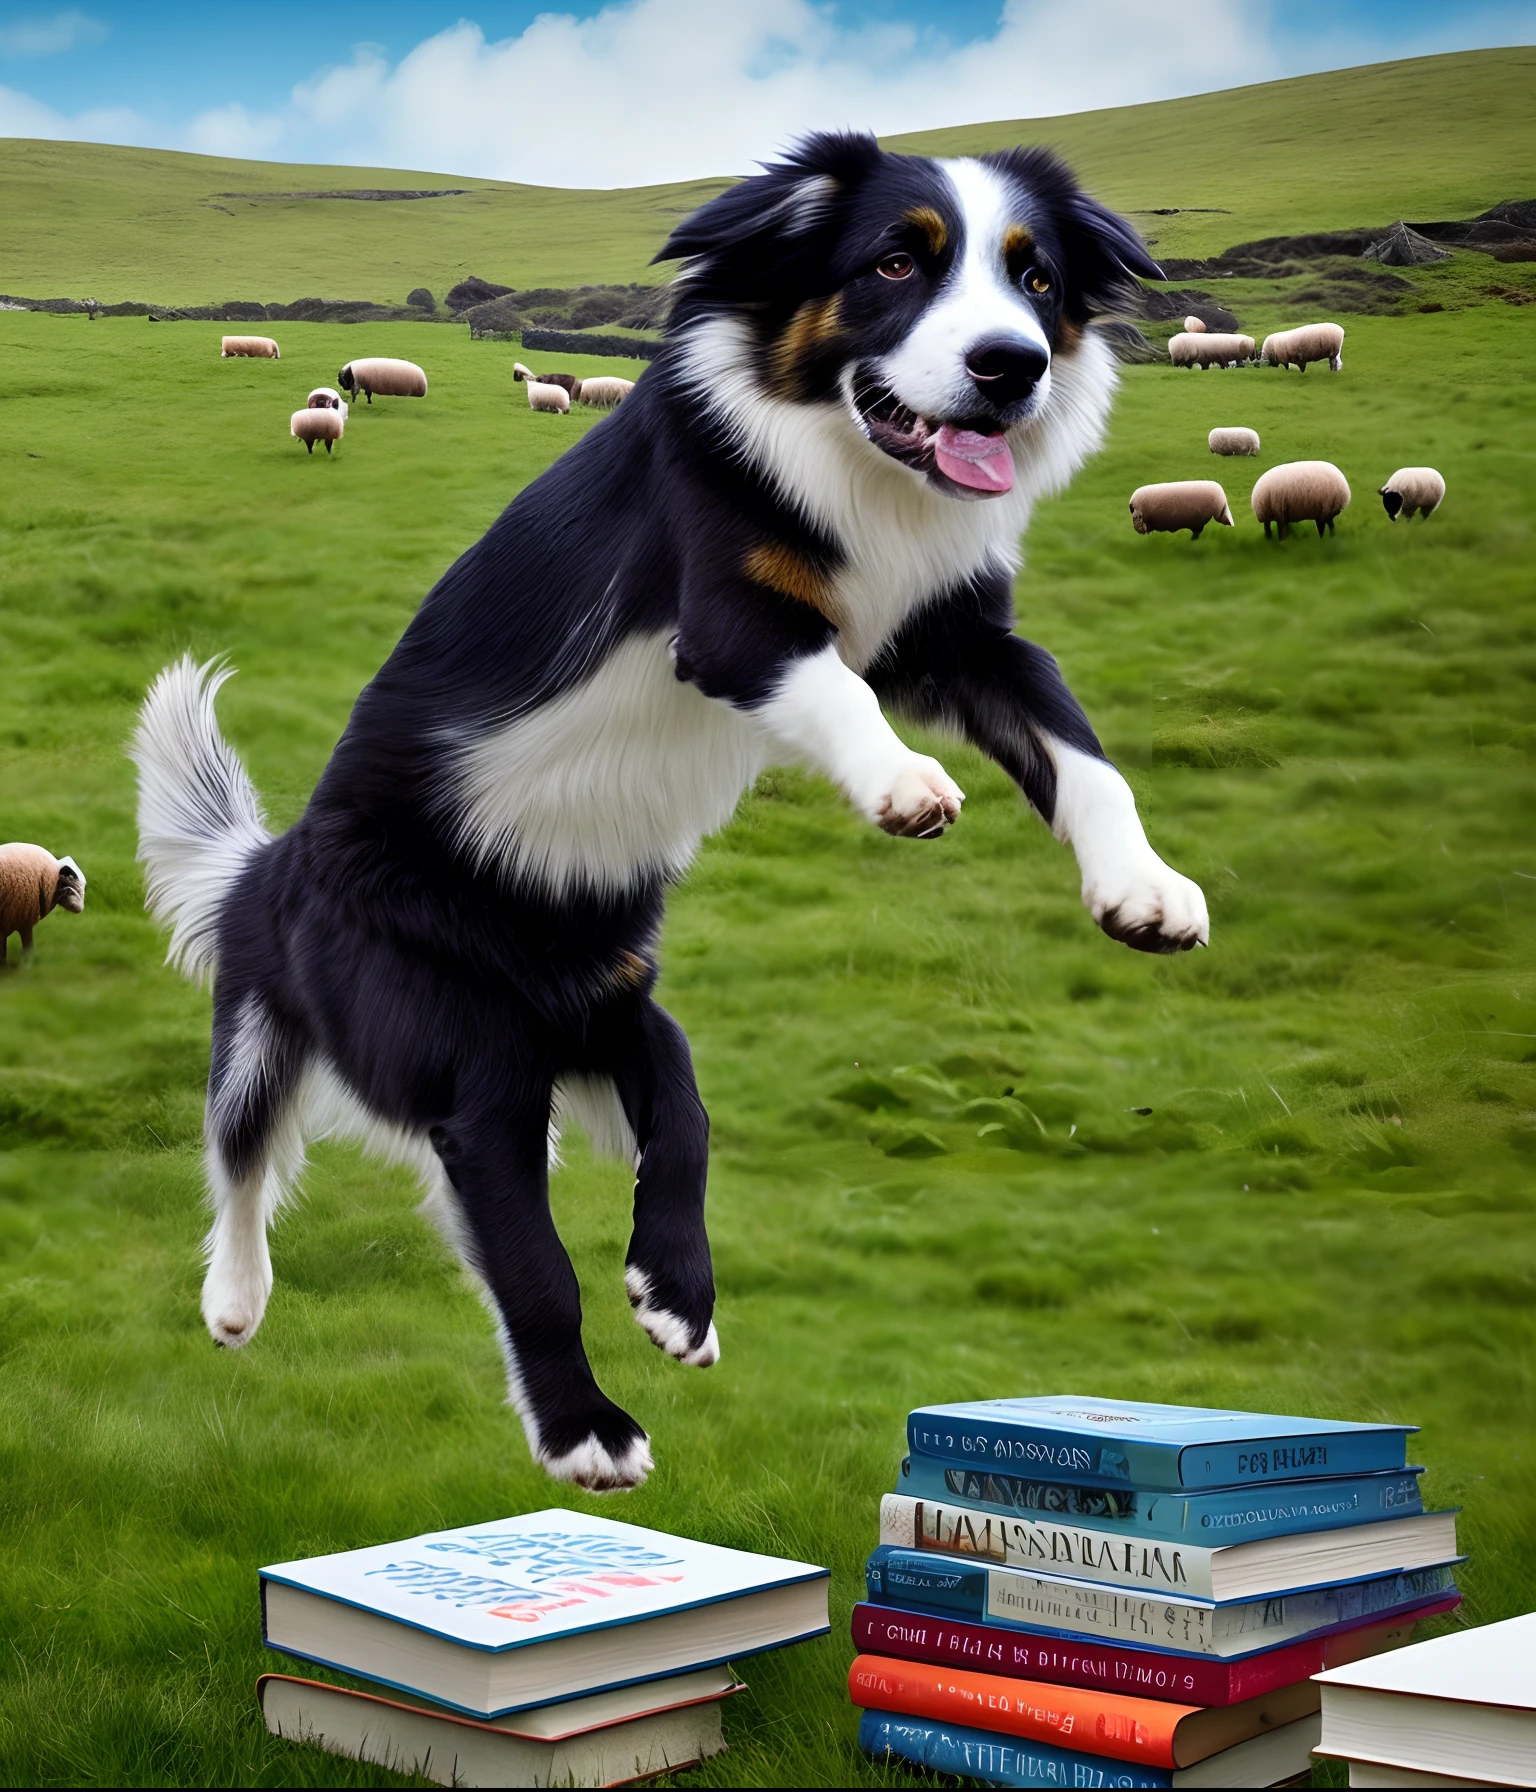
left=881, top=1492, right=1459, bottom=1600
left=1315, top=1612, right=1536, bottom=1788
left=261, top=1509, right=828, bottom=1717
left=259, top=1667, right=739, bottom=1788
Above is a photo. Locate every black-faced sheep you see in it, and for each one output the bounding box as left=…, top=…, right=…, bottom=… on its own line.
left=527, top=380, right=571, bottom=414
left=576, top=376, right=635, bottom=408
left=291, top=407, right=344, bottom=454
left=1209, top=426, right=1261, bottom=456
left=1379, top=466, right=1445, bottom=520
left=0, top=845, right=85, bottom=962
left=222, top=336, right=280, bottom=359
left=1261, top=322, right=1344, bottom=372
left=1168, top=331, right=1256, bottom=369
left=513, top=363, right=581, bottom=396
left=337, top=358, right=428, bottom=404
left=1252, top=461, right=1351, bottom=537
left=306, top=386, right=349, bottom=420
left=1129, top=481, right=1234, bottom=538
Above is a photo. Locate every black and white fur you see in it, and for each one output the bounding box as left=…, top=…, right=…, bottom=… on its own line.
left=133, top=134, right=1207, bottom=1493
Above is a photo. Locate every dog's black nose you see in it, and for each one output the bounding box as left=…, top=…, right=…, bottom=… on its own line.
left=965, top=336, right=1050, bottom=407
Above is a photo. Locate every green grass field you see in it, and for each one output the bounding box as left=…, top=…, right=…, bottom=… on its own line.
left=2, top=290, right=1533, bottom=1787
left=2, top=47, right=1532, bottom=304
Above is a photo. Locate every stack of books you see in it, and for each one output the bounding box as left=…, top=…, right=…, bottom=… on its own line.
left=852, top=1397, right=1464, bottom=1789
left=1315, top=1611, right=1535, bottom=1787
left=257, top=1508, right=830, bottom=1787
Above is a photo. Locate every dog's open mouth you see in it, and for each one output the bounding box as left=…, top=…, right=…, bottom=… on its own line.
left=852, top=383, right=1015, bottom=497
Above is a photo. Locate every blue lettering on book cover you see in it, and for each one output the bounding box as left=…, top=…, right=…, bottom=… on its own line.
left=364, top=1529, right=686, bottom=1625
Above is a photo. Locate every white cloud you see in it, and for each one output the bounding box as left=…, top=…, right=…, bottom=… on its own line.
left=0, top=78, right=137, bottom=139
left=0, top=9, right=107, bottom=57
left=182, top=0, right=1281, bottom=186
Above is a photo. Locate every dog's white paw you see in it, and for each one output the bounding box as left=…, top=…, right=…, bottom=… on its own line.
left=625, top=1266, right=720, bottom=1366
left=877, top=758, right=964, bottom=839
left=1086, top=857, right=1209, bottom=954
left=201, top=1249, right=271, bottom=1348
left=540, top=1431, right=654, bottom=1493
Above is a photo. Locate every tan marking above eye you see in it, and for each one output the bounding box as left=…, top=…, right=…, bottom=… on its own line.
left=877, top=252, right=915, bottom=280
left=903, top=206, right=947, bottom=255
left=1002, top=223, right=1034, bottom=262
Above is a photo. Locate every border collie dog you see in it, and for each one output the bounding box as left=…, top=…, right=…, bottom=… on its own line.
left=134, top=133, right=1207, bottom=1492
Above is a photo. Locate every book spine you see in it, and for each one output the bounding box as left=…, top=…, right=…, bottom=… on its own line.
left=1178, top=1432, right=1407, bottom=1489
left=858, top=1709, right=1174, bottom=1789
left=850, top=1604, right=1240, bottom=1704
left=908, top=1414, right=1174, bottom=1489
left=897, top=1456, right=1426, bottom=1542
left=850, top=1654, right=1184, bottom=1768
left=880, top=1494, right=1214, bottom=1598
left=866, top=1545, right=990, bottom=1620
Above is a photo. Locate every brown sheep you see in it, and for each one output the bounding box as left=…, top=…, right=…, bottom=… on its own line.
left=0, top=844, right=85, bottom=962
left=513, top=362, right=581, bottom=396
left=1252, top=461, right=1351, bottom=537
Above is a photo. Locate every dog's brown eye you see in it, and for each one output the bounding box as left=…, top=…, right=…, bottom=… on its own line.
left=877, top=253, right=915, bottom=281
left=1027, top=271, right=1051, bottom=294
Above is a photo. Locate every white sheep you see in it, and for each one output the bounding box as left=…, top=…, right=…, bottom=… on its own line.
left=306, top=386, right=349, bottom=421
left=1183, top=315, right=1208, bottom=333
left=1261, top=322, right=1344, bottom=372
left=291, top=407, right=344, bottom=454
left=0, top=844, right=85, bottom=961
left=527, top=380, right=571, bottom=414
left=1129, top=481, right=1234, bottom=538
left=1379, top=466, right=1445, bottom=521
left=222, top=336, right=280, bottom=359
left=1168, top=331, right=1256, bottom=369
left=1209, top=426, right=1261, bottom=456
left=576, top=376, right=635, bottom=408
left=513, top=363, right=581, bottom=396
left=337, top=358, right=428, bottom=404
left=1252, top=461, right=1351, bottom=537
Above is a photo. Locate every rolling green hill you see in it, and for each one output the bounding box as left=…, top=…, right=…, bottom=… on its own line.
left=0, top=47, right=1531, bottom=306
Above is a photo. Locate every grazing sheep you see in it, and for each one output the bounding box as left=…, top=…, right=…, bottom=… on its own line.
left=337, top=358, right=428, bottom=404
left=1379, top=466, right=1445, bottom=521
left=306, top=385, right=348, bottom=420
left=1209, top=426, right=1261, bottom=456
left=291, top=407, right=344, bottom=454
left=576, top=376, right=635, bottom=408
left=1252, top=460, right=1351, bottom=537
left=1168, top=331, right=1257, bottom=369
left=1183, top=315, right=1208, bottom=333
left=222, top=336, right=280, bottom=360
left=513, top=363, right=580, bottom=396
left=0, top=844, right=85, bottom=962
left=527, top=380, right=571, bottom=415
left=1129, top=480, right=1234, bottom=538
left=1261, top=322, right=1345, bottom=372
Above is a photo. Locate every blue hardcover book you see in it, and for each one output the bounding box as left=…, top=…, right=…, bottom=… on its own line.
left=858, top=1709, right=1322, bottom=1788
left=865, top=1545, right=1461, bottom=1660
left=897, top=1453, right=1426, bottom=1543
left=908, top=1397, right=1413, bottom=1491
left=260, top=1510, right=829, bottom=1716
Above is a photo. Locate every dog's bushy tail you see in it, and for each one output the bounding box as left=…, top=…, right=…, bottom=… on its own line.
left=130, top=656, right=270, bottom=984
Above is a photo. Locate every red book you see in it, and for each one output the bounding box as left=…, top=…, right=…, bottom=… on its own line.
left=850, top=1595, right=1459, bottom=1707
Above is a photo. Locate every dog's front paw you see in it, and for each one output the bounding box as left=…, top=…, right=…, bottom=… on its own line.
left=877, top=758, right=964, bottom=839
left=201, top=1248, right=272, bottom=1348
left=625, top=1265, right=719, bottom=1366
left=539, top=1421, right=654, bottom=1493
left=1086, top=858, right=1209, bottom=954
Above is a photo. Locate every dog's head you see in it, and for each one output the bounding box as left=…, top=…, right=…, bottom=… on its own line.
left=658, top=132, right=1157, bottom=501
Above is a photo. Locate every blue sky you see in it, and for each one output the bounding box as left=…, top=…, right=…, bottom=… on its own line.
left=1, top=0, right=1531, bottom=185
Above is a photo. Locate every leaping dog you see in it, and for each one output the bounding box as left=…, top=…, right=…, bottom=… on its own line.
left=133, top=133, right=1208, bottom=1492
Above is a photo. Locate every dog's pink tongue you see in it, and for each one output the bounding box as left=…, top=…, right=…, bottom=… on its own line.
left=934, top=425, right=1014, bottom=493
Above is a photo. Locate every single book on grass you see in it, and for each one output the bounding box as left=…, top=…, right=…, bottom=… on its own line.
left=259, top=1666, right=740, bottom=1789
left=907, top=1397, right=1413, bottom=1491
left=858, top=1708, right=1322, bottom=1789
left=260, top=1510, right=829, bottom=1718
left=1314, top=1610, right=1536, bottom=1787
left=880, top=1492, right=1458, bottom=1600
left=848, top=1601, right=1459, bottom=1707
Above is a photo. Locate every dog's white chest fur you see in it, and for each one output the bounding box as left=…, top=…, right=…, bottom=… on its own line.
left=455, top=630, right=766, bottom=895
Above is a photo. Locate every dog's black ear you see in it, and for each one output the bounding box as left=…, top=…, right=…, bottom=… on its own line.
left=656, top=131, right=881, bottom=322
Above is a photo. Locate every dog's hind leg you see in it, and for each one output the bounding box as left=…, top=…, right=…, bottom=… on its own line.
left=605, top=999, right=718, bottom=1369
left=433, top=1073, right=654, bottom=1492
left=202, top=991, right=307, bottom=1348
